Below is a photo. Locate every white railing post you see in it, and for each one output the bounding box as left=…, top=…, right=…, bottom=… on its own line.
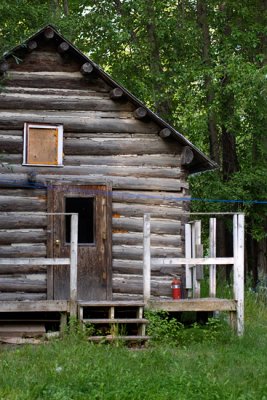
left=143, top=213, right=151, bottom=304
left=209, top=218, right=217, bottom=297
left=70, top=213, right=78, bottom=316
left=185, top=224, right=192, bottom=296
left=233, top=213, right=245, bottom=335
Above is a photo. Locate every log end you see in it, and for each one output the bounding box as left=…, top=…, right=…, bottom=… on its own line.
left=110, top=87, right=124, bottom=100
left=181, top=146, right=194, bottom=166
left=80, top=62, right=94, bottom=75
left=133, top=107, right=148, bottom=120
left=44, top=28, right=55, bottom=40
left=159, top=128, right=171, bottom=138
left=0, top=61, right=9, bottom=74
left=27, top=40, right=38, bottom=52
left=57, top=42, right=70, bottom=54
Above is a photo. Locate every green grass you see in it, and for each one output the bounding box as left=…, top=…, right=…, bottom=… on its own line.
left=0, top=292, right=267, bottom=400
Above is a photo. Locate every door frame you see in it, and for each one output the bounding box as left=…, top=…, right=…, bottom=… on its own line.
left=47, top=182, right=112, bottom=300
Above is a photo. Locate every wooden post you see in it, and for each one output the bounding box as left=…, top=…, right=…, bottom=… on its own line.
left=143, top=213, right=151, bottom=304
left=185, top=223, right=192, bottom=295
left=192, top=221, right=202, bottom=298
left=209, top=218, right=217, bottom=297
left=70, top=213, right=78, bottom=317
left=233, top=214, right=245, bottom=336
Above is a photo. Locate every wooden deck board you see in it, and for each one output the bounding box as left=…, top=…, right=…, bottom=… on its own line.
left=148, top=298, right=236, bottom=312
left=0, top=300, right=69, bottom=312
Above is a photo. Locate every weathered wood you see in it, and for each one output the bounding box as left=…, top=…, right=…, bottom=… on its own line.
left=112, top=233, right=181, bottom=247
left=151, top=257, right=235, bottom=266
left=233, top=213, right=245, bottom=336
left=0, top=229, right=46, bottom=244
left=0, top=93, right=134, bottom=111
left=112, top=218, right=182, bottom=235
left=57, top=42, right=70, bottom=54
left=112, top=203, right=183, bottom=220
left=0, top=196, right=46, bottom=211
left=0, top=264, right=47, bottom=274
left=113, top=245, right=182, bottom=260
left=0, top=245, right=46, bottom=258
left=70, top=214, right=78, bottom=316
left=0, top=214, right=47, bottom=229
left=0, top=258, right=69, bottom=265
left=0, top=300, right=68, bottom=312
left=148, top=298, right=237, bottom=312
left=133, top=107, right=148, bottom=120
left=112, top=191, right=189, bottom=205
left=5, top=71, right=111, bottom=91
left=0, top=278, right=46, bottom=292
left=181, top=146, right=194, bottom=166
left=27, top=40, right=38, bottom=51
left=44, top=27, right=55, bottom=40
left=209, top=218, right=216, bottom=297
left=159, top=128, right=171, bottom=138
left=3, top=86, right=110, bottom=97
left=143, top=214, right=151, bottom=303
left=80, top=62, right=94, bottom=75
left=113, top=275, right=171, bottom=296
left=0, top=61, right=9, bottom=74
left=112, top=259, right=183, bottom=275
left=0, top=293, right=46, bottom=301
left=0, top=110, right=160, bottom=133
left=63, top=154, right=181, bottom=168
left=185, top=223, right=192, bottom=290
left=1, top=164, right=181, bottom=179
left=110, top=87, right=124, bottom=100
left=0, top=189, right=46, bottom=197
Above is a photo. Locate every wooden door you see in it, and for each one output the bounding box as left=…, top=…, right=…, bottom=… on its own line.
left=48, top=184, right=112, bottom=301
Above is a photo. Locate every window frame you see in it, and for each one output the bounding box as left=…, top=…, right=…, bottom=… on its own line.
left=23, top=122, right=63, bottom=167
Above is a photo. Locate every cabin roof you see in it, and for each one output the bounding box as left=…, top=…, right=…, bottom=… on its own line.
left=1, top=24, right=217, bottom=174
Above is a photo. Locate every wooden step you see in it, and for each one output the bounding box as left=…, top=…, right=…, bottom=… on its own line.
left=0, top=323, right=46, bottom=338
left=83, top=318, right=148, bottom=324
left=78, top=301, right=145, bottom=308
left=88, top=335, right=151, bottom=342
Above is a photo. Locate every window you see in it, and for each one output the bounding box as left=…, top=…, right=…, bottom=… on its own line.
left=23, top=123, right=63, bottom=166
left=65, top=197, right=95, bottom=244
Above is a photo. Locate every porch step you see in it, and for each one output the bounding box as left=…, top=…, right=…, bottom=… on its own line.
left=83, top=318, right=148, bottom=324
left=0, top=323, right=46, bottom=338
left=78, top=301, right=148, bottom=341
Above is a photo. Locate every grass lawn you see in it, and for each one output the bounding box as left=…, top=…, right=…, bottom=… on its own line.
left=0, top=292, right=267, bottom=400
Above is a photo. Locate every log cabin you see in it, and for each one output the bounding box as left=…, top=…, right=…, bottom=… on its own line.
left=0, top=25, right=218, bottom=338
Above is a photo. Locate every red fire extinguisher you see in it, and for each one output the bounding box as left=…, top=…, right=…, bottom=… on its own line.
left=171, top=276, right=181, bottom=300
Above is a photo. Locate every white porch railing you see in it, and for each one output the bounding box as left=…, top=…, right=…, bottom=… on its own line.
left=143, top=213, right=245, bottom=336
left=0, top=213, right=78, bottom=316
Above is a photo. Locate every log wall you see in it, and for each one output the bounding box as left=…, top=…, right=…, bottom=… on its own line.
left=0, top=42, right=190, bottom=300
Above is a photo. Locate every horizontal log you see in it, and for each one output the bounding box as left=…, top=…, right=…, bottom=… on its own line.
left=0, top=229, right=46, bottom=244
left=44, top=28, right=55, bottom=40
left=0, top=196, right=46, bottom=211
left=112, top=203, right=183, bottom=220
left=0, top=258, right=69, bottom=265
left=0, top=93, right=135, bottom=111
left=80, top=62, right=94, bottom=75
left=0, top=214, right=47, bottom=229
left=112, top=245, right=182, bottom=260
left=159, top=128, right=172, bottom=138
left=2, top=164, right=181, bottom=180
left=3, top=86, right=110, bottom=97
left=152, top=257, right=235, bottom=266
left=110, top=87, right=124, bottom=100
left=27, top=40, right=38, bottom=51
left=0, top=244, right=46, bottom=258
left=112, top=259, right=183, bottom=276
left=112, top=233, right=181, bottom=247
left=112, top=218, right=182, bottom=235
left=112, top=191, right=190, bottom=205
left=112, top=276, right=171, bottom=296
left=0, top=189, right=46, bottom=197
left=0, top=293, right=46, bottom=301
left=0, top=300, right=68, bottom=312
left=0, top=264, right=47, bottom=274
left=0, top=278, right=46, bottom=292
left=0, top=110, right=160, bottom=133
left=57, top=42, right=70, bottom=54
left=6, top=71, right=112, bottom=91
left=63, top=154, right=181, bottom=167
left=149, top=298, right=237, bottom=312
left=133, top=107, right=148, bottom=120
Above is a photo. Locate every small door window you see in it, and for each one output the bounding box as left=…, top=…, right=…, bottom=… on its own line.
left=65, top=197, right=95, bottom=244
left=23, top=123, right=63, bottom=166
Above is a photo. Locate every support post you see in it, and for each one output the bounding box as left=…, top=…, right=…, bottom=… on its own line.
left=185, top=223, right=192, bottom=295
left=233, top=214, right=245, bottom=336
left=209, top=218, right=217, bottom=297
left=70, top=213, right=78, bottom=317
left=192, top=221, right=202, bottom=298
left=143, top=214, right=151, bottom=304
